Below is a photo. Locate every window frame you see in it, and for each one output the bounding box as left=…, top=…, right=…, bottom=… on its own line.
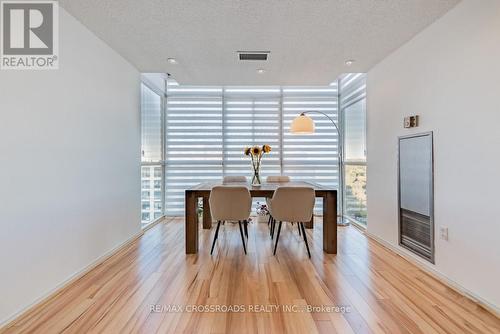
left=339, top=74, right=367, bottom=227
left=140, top=81, right=166, bottom=227
left=143, top=78, right=367, bottom=223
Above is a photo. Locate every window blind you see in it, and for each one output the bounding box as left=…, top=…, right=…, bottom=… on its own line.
left=282, top=86, right=339, bottom=212
left=339, top=73, right=366, bottom=107
left=141, top=83, right=162, bottom=162
left=165, top=86, right=223, bottom=215
left=223, top=87, right=281, bottom=178
left=164, top=85, right=338, bottom=216
left=344, top=99, right=366, bottom=161
left=340, top=73, right=366, bottom=162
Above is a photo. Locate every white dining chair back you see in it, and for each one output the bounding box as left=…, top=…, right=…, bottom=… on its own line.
left=209, top=186, right=251, bottom=221
left=269, top=187, right=315, bottom=222
left=266, top=176, right=291, bottom=183
left=223, top=176, right=247, bottom=183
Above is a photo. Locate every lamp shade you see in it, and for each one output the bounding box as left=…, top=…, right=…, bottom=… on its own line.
left=290, top=114, right=315, bottom=134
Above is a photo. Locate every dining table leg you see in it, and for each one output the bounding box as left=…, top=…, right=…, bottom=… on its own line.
left=305, top=215, right=314, bottom=229
left=323, top=191, right=337, bottom=254
left=185, top=191, right=198, bottom=254
left=202, top=195, right=212, bottom=229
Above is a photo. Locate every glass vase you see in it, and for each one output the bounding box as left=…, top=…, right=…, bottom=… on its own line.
left=251, top=166, right=261, bottom=185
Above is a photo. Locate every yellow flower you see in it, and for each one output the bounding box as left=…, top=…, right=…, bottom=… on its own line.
left=262, top=144, right=271, bottom=153
left=252, top=146, right=262, bottom=156
left=244, top=147, right=251, bottom=156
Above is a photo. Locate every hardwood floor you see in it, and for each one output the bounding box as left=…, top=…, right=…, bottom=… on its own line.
left=2, top=217, right=498, bottom=334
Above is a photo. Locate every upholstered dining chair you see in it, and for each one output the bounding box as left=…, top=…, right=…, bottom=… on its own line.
left=223, top=176, right=247, bottom=183
left=209, top=186, right=252, bottom=255
left=267, top=186, right=315, bottom=258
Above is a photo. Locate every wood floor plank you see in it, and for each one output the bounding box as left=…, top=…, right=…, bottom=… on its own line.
left=1, top=218, right=498, bottom=334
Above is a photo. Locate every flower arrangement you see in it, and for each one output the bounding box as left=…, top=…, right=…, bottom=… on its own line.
left=255, top=201, right=270, bottom=223
left=256, top=202, right=269, bottom=216
left=244, top=144, right=271, bottom=185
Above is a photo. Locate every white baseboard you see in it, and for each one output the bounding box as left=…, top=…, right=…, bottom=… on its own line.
left=0, top=229, right=144, bottom=329
left=366, top=231, right=499, bottom=317
left=142, top=216, right=169, bottom=232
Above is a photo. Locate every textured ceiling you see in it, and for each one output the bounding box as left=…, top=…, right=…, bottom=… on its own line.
left=60, top=0, right=459, bottom=85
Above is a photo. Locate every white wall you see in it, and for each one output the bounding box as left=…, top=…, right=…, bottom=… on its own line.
left=0, top=8, right=141, bottom=324
left=367, top=0, right=500, bottom=312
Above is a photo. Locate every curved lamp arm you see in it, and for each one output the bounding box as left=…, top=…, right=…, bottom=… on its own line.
left=300, top=110, right=343, bottom=159
left=300, top=111, right=341, bottom=138
left=299, top=110, right=346, bottom=224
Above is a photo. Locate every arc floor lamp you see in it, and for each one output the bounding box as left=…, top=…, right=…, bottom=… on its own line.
left=290, top=111, right=348, bottom=226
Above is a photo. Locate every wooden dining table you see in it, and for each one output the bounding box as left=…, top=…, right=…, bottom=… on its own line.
left=185, top=181, right=337, bottom=254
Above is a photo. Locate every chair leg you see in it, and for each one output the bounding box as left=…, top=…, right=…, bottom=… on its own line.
left=244, top=220, right=248, bottom=238
left=273, top=221, right=283, bottom=255
left=300, top=222, right=311, bottom=258
left=238, top=221, right=247, bottom=254
left=297, top=222, right=301, bottom=236
left=271, top=217, right=276, bottom=239
left=267, top=215, right=272, bottom=226
left=210, top=221, right=221, bottom=255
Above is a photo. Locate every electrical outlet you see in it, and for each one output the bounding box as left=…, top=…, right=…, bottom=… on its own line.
left=440, top=227, right=448, bottom=241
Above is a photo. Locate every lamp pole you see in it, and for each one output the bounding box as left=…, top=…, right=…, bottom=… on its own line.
left=300, top=111, right=348, bottom=226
